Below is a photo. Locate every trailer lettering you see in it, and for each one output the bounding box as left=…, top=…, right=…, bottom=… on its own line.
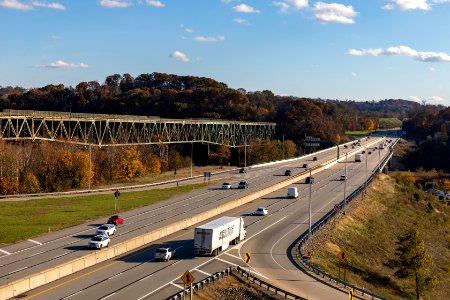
left=219, top=225, right=234, bottom=240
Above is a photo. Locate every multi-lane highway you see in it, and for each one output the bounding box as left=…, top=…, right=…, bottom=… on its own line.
left=2, top=137, right=393, bottom=300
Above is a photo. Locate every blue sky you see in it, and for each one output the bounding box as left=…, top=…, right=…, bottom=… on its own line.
left=1, top=0, right=450, bottom=106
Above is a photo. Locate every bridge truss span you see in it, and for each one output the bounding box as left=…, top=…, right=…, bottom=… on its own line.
left=0, top=110, right=276, bottom=147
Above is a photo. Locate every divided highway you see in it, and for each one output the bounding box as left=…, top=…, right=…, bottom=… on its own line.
left=1, top=137, right=392, bottom=300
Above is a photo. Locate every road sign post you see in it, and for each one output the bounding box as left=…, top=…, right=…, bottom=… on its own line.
left=181, top=270, right=195, bottom=300
left=114, top=190, right=120, bottom=212
left=243, top=252, right=251, bottom=282
left=348, top=288, right=354, bottom=300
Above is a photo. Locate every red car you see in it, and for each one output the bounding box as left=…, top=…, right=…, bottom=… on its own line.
left=107, top=215, right=124, bottom=225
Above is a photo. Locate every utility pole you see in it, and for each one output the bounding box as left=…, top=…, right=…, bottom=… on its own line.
left=308, top=168, right=312, bottom=256
left=88, top=141, right=92, bottom=191
left=343, top=152, right=348, bottom=215
left=378, top=146, right=381, bottom=179
left=282, top=134, right=285, bottom=160
left=190, top=142, right=193, bottom=178
left=365, top=147, right=368, bottom=195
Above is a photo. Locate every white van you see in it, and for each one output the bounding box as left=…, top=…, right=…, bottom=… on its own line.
left=287, top=187, right=299, bottom=199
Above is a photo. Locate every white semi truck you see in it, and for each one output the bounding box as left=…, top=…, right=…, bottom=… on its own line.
left=193, top=216, right=246, bottom=256
left=355, top=154, right=362, bottom=162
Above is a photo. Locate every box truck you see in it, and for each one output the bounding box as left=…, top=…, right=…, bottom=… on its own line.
left=287, top=187, right=299, bottom=199
left=379, top=143, right=385, bottom=149
left=193, top=216, right=246, bottom=256
left=355, top=154, right=362, bottom=162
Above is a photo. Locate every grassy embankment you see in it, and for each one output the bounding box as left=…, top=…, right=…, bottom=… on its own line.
left=0, top=183, right=206, bottom=246
left=310, top=174, right=450, bottom=299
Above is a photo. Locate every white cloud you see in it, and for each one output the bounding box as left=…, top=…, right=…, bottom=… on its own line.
left=221, top=0, right=236, bottom=3
left=348, top=45, right=450, bottom=63
left=50, top=34, right=61, bottom=39
left=169, top=51, right=189, bottom=62
left=383, top=0, right=431, bottom=10
left=273, top=0, right=308, bottom=12
left=0, top=0, right=33, bottom=10
left=233, top=3, right=260, bottom=13
left=274, top=1, right=290, bottom=13
left=286, top=0, right=308, bottom=9
left=185, top=28, right=193, bottom=33
left=192, top=36, right=225, bottom=42
left=408, top=96, right=421, bottom=102
left=233, top=17, right=250, bottom=25
left=37, top=60, right=89, bottom=68
left=145, top=0, right=164, bottom=7
left=313, top=2, right=357, bottom=24
left=430, top=67, right=436, bottom=71
left=99, top=0, right=130, bottom=8
left=351, top=71, right=357, bottom=77
left=31, top=1, right=65, bottom=10
left=430, top=95, right=444, bottom=102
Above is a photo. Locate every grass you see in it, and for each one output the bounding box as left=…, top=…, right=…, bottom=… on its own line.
left=379, top=118, right=402, bottom=129
left=0, top=183, right=206, bottom=245
left=310, top=175, right=450, bottom=300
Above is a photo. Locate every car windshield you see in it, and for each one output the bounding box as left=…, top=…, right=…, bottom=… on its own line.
left=223, top=183, right=230, bottom=185
left=92, top=237, right=102, bottom=242
left=156, top=249, right=167, bottom=254
left=99, top=226, right=108, bottom=230
left=109, top=216, right=118, bottom=219
left=239, top=181, right=246, bottom=184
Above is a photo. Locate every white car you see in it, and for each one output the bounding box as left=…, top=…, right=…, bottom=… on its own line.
left=88, top=235, right=110, bottom=249
left=340, top=175, right=347, bottom=181
left=154, top=247, right=176, bottom=261
left=255, top=207, right=268, bottom=216
left=222, top=182, right=232, bottom=189
left=96, top=224, right=116, bottom=236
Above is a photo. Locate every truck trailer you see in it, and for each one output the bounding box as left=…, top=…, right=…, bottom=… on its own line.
left=355, top=154, right=362, bottom=162
left=193, top=216, right=246, bottom=256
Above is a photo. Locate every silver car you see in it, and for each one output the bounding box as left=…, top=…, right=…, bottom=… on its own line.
left=88, top=235, right=110, bottom=249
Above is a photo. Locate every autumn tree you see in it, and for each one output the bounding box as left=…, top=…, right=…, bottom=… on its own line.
left=0, top=176, right=19, bottom=195
left=21, top=173, right=41, bottom=194
left=209, top=144, right=231, bottom=167
left=112, top=146, right=146, bottom=180
left=391, top=227, right=435, bottom=299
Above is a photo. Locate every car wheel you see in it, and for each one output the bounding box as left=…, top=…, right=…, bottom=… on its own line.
left=107, top=242, right=110, bottom=247
left=112, top=230, right=116, bottom=235
left=99, top=244, right=103, bottom=249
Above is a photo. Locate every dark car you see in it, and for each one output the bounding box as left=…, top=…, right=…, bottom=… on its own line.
left=362, top=150, right=366, bottom=154
left=302, top=163, right=309, bottom=168
left=312, top=156, right=318, bottom=161
left=239, top=168, right=247, bottom=173
left=238, top=180, right=249, bottom=189
left=368, top=151, right=372, bottom=155
left=107, top=215, right=124, bottom=225
left=344, top=145, right=348, bottom=149
left=305, top=176, right=315, bottom=184
left=284, top=169, right=292, bottom=176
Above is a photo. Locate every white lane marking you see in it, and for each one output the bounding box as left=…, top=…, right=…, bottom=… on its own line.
left=108, top=273, right=122, bottom=280
left=139, top=274, right=153, bottom=282
left=215, top=257, right=238, bottom=267
left=53, top=252, right=71, bottom=259
left=269, top=196, right=341, bottom=271
left=29, top=250, right=46, bottom=257
left=138, top=216, right=287, bottom=300
left=224, top=252, right=241, bottom=260
left=98, top=292, right=116, bottom=300
left=170, top=282, right=184, bottom=290
left=194, top=268, right=211, bottom=276
left=28, top=239, right=42, bottom=245
left=61, top=290, right=82, bottom=299
left=9, top=266, right=27, bottom=274
left=0, top=249, right=11, bottom=255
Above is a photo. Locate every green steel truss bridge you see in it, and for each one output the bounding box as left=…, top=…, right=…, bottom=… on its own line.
left=0, top=110, right=276, bottom=147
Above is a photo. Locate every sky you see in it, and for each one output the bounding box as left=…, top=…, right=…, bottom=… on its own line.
left=1, top=0, right=450, bottom=106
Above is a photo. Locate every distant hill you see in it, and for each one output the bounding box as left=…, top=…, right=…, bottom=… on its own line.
left=341, top=99, right=421, bottom=119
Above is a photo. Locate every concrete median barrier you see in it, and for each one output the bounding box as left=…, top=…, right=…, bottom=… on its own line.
left=0, top=139, right=385, bottom=299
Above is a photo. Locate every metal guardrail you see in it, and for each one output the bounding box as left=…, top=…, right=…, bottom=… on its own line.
left=293, top=148, right=396, bottom=300
left=166, top=266, right=306, bottom=300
